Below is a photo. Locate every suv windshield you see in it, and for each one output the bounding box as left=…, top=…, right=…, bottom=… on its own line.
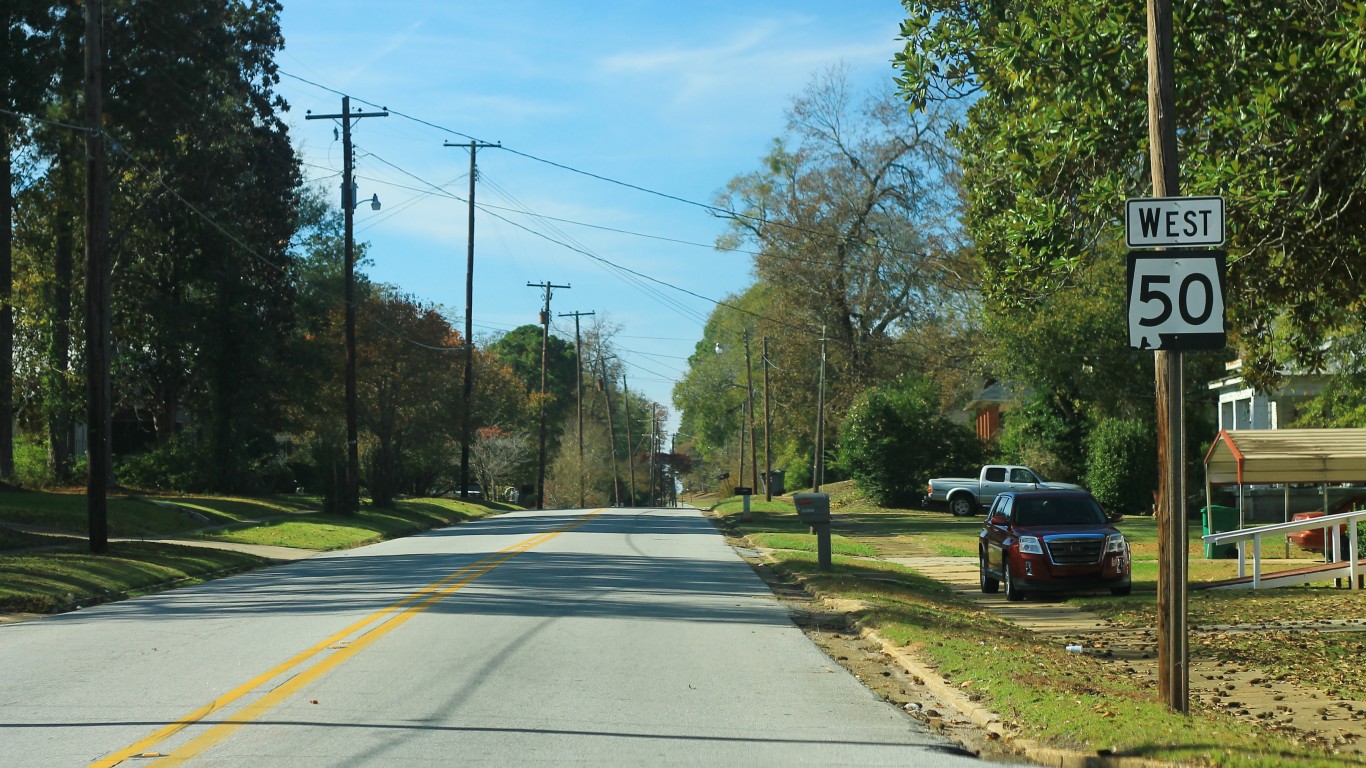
left=1012, top=496, right=1105, bottom=526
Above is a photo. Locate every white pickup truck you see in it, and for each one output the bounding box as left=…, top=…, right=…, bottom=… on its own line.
left=924, top=465, right=1083, bottom=516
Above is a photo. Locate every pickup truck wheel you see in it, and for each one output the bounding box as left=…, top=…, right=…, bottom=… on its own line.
left=1003, top=558, right=1025, bottom=601
left=949, top=495, right=976, bottom=517
left=979, top=557, right=999, bottom=593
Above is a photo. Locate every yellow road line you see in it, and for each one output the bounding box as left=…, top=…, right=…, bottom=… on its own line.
left=91, top=509, right=603, bottom=768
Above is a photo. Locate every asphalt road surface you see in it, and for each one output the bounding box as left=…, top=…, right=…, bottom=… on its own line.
left=1, top=506, right=1013, bottom=766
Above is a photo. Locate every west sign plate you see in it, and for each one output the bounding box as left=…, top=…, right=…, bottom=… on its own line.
left=1125, top=196, right=1225, bottom=248
left=1127, top=251, right=1227, bottom=351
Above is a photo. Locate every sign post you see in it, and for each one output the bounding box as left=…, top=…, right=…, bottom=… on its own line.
left=1125, top=189, right=1228, bottom=717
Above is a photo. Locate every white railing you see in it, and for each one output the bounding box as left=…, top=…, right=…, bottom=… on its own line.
left=1201, top=509, right=1366, bottom=590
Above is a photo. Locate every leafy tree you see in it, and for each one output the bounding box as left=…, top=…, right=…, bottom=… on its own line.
left=683, top=69, right=982, bottom=491
left=839, top=374, right=983, bottom=507
left=895, top=0, right=1366, bottom=391
left=488, top=324, right=577, bottom=434
left=717, top=67, right=975, bottom=404
left=1085, top=417, right=1158, bottom=516
left=991, top=393, right=1078, bottom=484
left=102, top=0, right=301, bottom=490
left=356, top=288, right=462, bottom=505
left=1291, top=324, right=1366, bottom=428
left=1, top=1, right=59, bottom=478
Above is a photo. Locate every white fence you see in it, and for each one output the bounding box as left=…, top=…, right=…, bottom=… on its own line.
left=1201, top=509, right=1366, bottom=590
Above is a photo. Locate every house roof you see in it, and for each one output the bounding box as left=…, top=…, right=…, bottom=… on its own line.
left=1204, top=428, right=1366, bottom=485
left=965, top=380, right=1018, bottom=411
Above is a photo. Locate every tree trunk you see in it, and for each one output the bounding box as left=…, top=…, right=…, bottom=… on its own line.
left=47, top=153, right=77, bottom=481
left=0, top=132, right=14, bottom=479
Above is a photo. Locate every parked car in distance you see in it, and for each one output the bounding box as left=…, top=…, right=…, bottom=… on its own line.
left=1287, top=495, right=1366, bottom=553
left=979, top=489, right=1131, bottom=601
left=925, top=465, right=1084, bottom=517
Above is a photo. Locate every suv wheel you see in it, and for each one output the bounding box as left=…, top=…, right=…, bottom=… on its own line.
left=979, top=555, right=999, bottom=594
left=949, top=495, right=976, bottom=517
left=1003, top=557, right=1025, bottom=601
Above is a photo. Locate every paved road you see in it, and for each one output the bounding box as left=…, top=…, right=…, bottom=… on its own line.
left=1, top=507, right=1011, bottom=766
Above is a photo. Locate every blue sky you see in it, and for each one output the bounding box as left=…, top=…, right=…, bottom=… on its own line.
left=273, top=0, right=912, bottom=433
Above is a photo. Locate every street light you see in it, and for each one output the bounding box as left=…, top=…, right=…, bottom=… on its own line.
left=348, top=182, right=381, bottom=211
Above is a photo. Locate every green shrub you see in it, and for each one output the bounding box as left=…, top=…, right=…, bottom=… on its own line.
left=993, top=394, right=1082, bottom=482
left=117, top=435, right=214, bottom=492
left=1084, top=417, right=1157, bottom=515
left=839, top=374, right=983, bottom=507
left=13, top=437, right=54, bottom=487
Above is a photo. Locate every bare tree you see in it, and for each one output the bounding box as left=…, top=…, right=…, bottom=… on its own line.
left=468, top=427, right=531, bottom=502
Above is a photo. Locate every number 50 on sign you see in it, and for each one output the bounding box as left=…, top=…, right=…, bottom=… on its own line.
left=1126, top=251, right=1227, bottom=351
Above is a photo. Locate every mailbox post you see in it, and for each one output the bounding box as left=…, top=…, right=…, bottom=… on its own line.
left=735, top=486, right=752, bottom=522
left=793, top=492, right=832, bottom=571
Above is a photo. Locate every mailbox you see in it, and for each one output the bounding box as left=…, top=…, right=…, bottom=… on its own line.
left=793, top=492, right=831, bottom=524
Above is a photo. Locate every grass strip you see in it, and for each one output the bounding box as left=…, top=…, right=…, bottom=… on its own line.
left=0, top=541, right=269, bottom=614
left=766, top=549, right=1349, bottom=768
left=0, top=488, right=333, bottom=536
left=707, top=488, right=1359, bottom=766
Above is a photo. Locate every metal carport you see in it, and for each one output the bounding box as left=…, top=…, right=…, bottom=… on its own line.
left=1202, top=428, right=1366, bottom=589
left=1205, top=428, right=1366, bottom=486
left=1204, top=427, right=1366, bottom=527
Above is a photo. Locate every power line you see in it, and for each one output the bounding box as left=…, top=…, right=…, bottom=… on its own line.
left=276, top=70, right=958, bottom=269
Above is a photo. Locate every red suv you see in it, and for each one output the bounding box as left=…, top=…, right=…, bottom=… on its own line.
left=979, top=489, right=1131, bottom=601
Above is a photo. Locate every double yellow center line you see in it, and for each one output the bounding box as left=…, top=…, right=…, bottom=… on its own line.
left=90, top=508, right=605, bottom=767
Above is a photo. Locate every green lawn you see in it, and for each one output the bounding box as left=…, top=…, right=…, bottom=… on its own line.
left=0, top=488, right=326, bottom=536
left=199, top=498, right=501, bottom=550
left=0, top=541, right=269, bottom=613
left=0, top=488, right=517, bottom=615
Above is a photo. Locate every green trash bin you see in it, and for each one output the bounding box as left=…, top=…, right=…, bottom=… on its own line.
left=1202, top=504, right=1239, bottom=559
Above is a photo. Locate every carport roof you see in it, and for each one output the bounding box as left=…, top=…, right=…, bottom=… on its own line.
left=1204, top=428, right=1366, bottom=485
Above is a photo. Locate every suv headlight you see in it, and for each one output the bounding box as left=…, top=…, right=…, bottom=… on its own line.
left=1106, top=533, right=1127, bottom=553
left=1018, top=535, right=1044, bottom=555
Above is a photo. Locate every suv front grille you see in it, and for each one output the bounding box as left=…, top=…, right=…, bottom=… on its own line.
left=1045, top=536, right=1104, bottom=565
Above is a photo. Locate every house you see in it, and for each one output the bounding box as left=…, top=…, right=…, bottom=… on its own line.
left=964, top=380, right=1018, bottom=443
left=1207, top=359, right=1330, bottom=431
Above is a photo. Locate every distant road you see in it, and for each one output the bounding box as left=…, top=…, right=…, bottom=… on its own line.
left=0, top=506, right=1009, bottom=766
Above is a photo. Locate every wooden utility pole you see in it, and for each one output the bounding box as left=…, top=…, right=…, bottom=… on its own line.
left=445, top=140, right=499, bottom=500
left=763, top=336, right=772, bottom=501
left=527, top=281, right=569, bottom=509
left=813, top=327, right=827, bottom=492
left=307, top=97, right=387, bottom=514
left=648, top=406, right=657, bottom=505
left=84, top=0, right=110, bottom=552
left=1147, top=0, right=1188, bottom=713
left=600, top=352, right=621, bottom=506
left=744, top=331, right=758, bottom=497
left=622, top=372, right=636, bottom=505
left=559, top=310, right=594, bottom=508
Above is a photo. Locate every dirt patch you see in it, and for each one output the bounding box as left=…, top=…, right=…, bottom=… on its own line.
left=1062, top=626, right=1366, bottom=754
left=897, top=554, right=1366, bottom=757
